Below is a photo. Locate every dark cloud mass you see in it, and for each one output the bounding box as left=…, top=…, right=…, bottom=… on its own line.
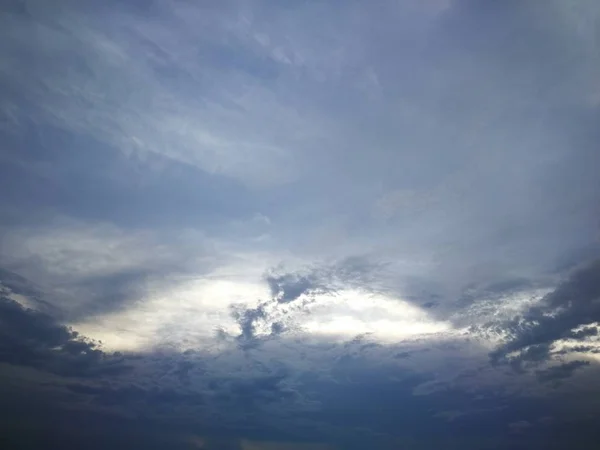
left=491, top=260, right=600, bottom=365
left=0, top=295, right=129, bottom=377
left=535, top=361, right=591, bottom=384
left=1, top=0, right=600, bottom=448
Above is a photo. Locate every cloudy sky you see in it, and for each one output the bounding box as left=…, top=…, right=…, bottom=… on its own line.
left=1, top=0, right=600, bottom=448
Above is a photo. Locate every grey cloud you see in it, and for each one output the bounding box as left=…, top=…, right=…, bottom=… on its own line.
left=0, top=0, right=30, bottom=16
left=1, top=0, right=600, bottom=447
left=266, top=273, right=319, bottom=304
left=0, top=125, right=255, bottom=230
left=0, top=267, right=43, bottom=299
left=270, top=321, right=286, bottom=335
left=535, top=361, right=590, bottom=384
left=0, top=223, right=229, bottom=322
left=231, top=302, right=268, bottom=347
left=62, top=269, right=155, bottom=321
left=0, top=267, right=56, bottom=313
left=228, top=301, right=293, bottom=350
left=265, top=256, right=387, bottom=300
left=2, top=0, right=599, bottom=318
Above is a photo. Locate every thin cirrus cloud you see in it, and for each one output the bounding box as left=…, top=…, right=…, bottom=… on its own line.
left=1, top=0, right=600, bottom=448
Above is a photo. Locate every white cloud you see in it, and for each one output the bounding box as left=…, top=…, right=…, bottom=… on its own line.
left=300, top=289, right=451, bottom=341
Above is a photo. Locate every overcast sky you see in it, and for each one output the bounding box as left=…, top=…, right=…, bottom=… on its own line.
left=1, top=0, right=600, bottom=449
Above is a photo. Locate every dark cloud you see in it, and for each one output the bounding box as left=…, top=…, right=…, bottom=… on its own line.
left=566, top=326, right=599, bottom=340
left=266, top=273, right=318, bottom=304
left=65, top=269, right=156, bottom=321
left=265, top=257, right=387, bottom=304
left=508, top=420, right=532, bottom=434
left=490, top=260, right=600, bottom=364
left=535, top=360, right=590, bottom=384
left=505, top=344, right=553, bottom=373
left=0, top=314, right=597, bottom=449
left=231, top=302, right=268, bottom=348
left=208, top=373, right=293, bottom=413
left=557, top=345, right=600, bottom=355
left=173, top=360, right=196, bottom=386
left=0, top=295, right=129, bottom=377
left=65, top=382, right=205, bottom=408
left=0, top=267, right=41, bottom=298
left=0, top=267, right=55, bottom=313
left=0, top=388, right=198, bottom=450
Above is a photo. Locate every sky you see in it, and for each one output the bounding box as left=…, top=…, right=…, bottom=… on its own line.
left=1, top=0, right=600, bottom=448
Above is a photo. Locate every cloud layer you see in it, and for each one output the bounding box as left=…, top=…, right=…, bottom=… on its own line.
left=1, top=0, right=600, bottom=448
